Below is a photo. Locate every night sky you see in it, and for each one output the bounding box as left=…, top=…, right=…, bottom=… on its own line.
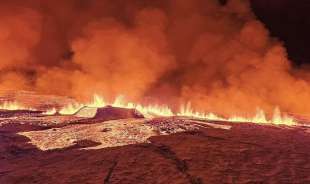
left=251, top=0, right=310, bottom=66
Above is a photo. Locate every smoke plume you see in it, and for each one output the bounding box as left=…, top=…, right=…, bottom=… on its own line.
left=1, top=0, right=310, bottom=116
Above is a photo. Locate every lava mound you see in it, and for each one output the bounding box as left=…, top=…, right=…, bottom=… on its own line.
left=75, top=105, right=144, bottom=121
left=94, top=106, right=144, bottom=121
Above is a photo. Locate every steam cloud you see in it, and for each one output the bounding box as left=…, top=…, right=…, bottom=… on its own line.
left=1, top=0, right=310, bottom=116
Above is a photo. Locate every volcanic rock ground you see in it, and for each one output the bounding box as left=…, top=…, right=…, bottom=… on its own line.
left=0, top=93, right=310, bottom=184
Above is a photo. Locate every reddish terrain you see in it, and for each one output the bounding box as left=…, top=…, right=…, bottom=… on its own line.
left=0, top=93, right=309, bottom=184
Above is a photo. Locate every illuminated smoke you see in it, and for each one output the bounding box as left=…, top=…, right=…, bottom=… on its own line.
left=1, top=0, right=310, bottom=117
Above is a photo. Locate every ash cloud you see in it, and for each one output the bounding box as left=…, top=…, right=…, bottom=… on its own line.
left=1, top=0, right=310, bottom=116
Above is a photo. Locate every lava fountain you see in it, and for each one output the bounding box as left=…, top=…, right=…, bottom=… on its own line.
left=53, top=95, right=296, bottom=126
left=0, top=0, right=308, bottom=126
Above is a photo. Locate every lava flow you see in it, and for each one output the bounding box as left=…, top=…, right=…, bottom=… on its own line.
left=22, top=94, right=292, bottom=126
left=0, top=94, right=296, bottom=125
left=0, top=101, right=27, bottom=111
left=1, top=1, right=310, bottom=183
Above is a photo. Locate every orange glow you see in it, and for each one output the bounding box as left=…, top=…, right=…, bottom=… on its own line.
left=58, top=95, right=173, bottom=117
left=0, top=1, right=309, bottom=120
left=0, top=95, right=296, bottom=126
left=42, top=108, right=57, bottom=115
left=59, top=103, right=84, bottom=115
left=56, top=95, right=296, bottom=126
left=0, top=101, right=28, bottom=111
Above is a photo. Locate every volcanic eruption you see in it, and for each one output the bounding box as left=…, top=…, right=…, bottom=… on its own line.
left=0, top=0, right=309, bottom=121
left=1, top=0, right=310, bottom=183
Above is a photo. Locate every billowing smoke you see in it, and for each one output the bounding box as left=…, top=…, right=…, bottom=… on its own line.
left=0, top=5, right=42, bottom=91
left=1, top=0, right=310, bottom=116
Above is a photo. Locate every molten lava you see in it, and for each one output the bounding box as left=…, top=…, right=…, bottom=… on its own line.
left=42, top=108, right=57, bottom=115
left=0, top=0, right=307, bottom=127
left=0, top=101, right=28, bottom=111
left=56, top=95, right=296, bottom=126
left=0, top=93, right=297, bottom=126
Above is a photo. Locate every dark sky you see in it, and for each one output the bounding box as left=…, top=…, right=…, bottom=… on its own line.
left=251, top=0, right=310, bottom=66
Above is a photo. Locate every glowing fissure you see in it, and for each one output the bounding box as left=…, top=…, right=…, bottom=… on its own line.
left=42, top=108, right=57, bottom=115
left=0, top=1, right=309, bottom=121
left=0, top=94, right=296, bottom=126
left=0, top=101, right=30, bottom=111
left=58, top=95, right=296, bottom=126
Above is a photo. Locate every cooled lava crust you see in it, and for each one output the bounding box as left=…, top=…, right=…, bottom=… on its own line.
left=0, top=103, right=310, bottom=183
